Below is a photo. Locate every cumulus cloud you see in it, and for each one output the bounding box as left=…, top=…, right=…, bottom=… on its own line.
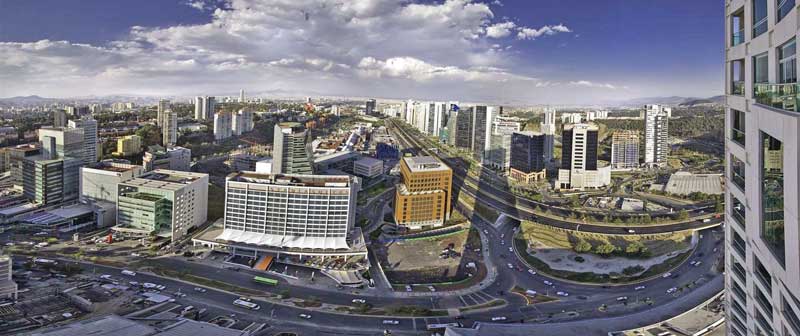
left=517, top=24, right=571, bottom=40
left=0, top=0, right=613, bottom=103
left=568, top=80, right=620, bottom=89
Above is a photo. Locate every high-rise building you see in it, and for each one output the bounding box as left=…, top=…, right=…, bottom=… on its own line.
left=232, top=109, right=254, bottom=136
left=540, top=107, right=557, bottom=162
left=38, top=127, right=84, bottom=160
left=611, top=130, right=640, bottom=170
left=556, top=123, right=610, bottom=189
left=214, top=112, right=233, bottom=141
left=272, top=122, right=313, bottom=175
left=365, top=99, right=376, bottom=115
left=156, top=99, right=171, bottom=127
left=509, top=131, right=547, bottom=183
left=3, top=144, right=41, bottom=189
left=22, top=156, right=82, bottom=205
left=142, top=145, right=191, bottom=172
left=216, top=173, right=358, bottom=249
left=81, top=161, right=144, bottom=205
left=724, top=3, right=800, bottom=336
left=68, top=116, right=98, bottom=165
left=194, top=96, right=215, bottom=120
left=239, top=89, right=245, bottom=103
left=394, top=156, right=452, bottom=230
left=643, top=104, right=670, bottom=167
left=471, top=105, right=496, bottom=161
left=560, top=112, right=583, bottom=124
left=65, top=106, right=77, bottom=117
left=114, top=170, right=208, bottom=243
left=486, top=116, right=523, bottom=170
left=115, top=134, right=142, bottom=156
left=451, top=108, right=474, bottom=149
left=53, top=109, right=67, bottom=128
left=162, top=110, right=178, bottom=146
left=0, top=254, right=17, bottom=300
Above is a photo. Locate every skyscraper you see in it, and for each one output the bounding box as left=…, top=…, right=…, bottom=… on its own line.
left=471, top=105, right=496, bottom=161
left=194, top=96, right=216, bottom=120
left=365, top=99, right=376, bottom=115
left=232, top=109, right=254, bottom=136
left=724, top=3, right=798, bottom=336
left=67, top=115, right=98, bottom=165
left=162, top=110, right=177, bottom=146
left=509, top=131, right=546, bottom=183
left=610, top=130, right=640, bottom=170
left=239, top=89, right=245, bottom=103
left=486, top=116, right=523, bottom=170
left=53, top=109, right=68, bottom=128
left=272, top=122, right=313, bottom=175
left=452, top=107, right=474, bottom=149
left=540, top=107, right=556, bottom=162
left=213, top=112, right=232, bottom=141
left=643, top=104, right=670, bottom=167
left=157, top=99, right=171, bottom=127
left=556, top=123, right=609, bottom=189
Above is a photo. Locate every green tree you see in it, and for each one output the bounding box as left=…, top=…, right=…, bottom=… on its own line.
left=136, top=124, right=162, bottom=148
left=625, top=241, right=645, bottom=254
left=595, top=243, right=616, bottom=255
left=714, top=200, right=724, bottom=213
left=676, top=209, right=689, bottom=221
left=574, top=239, right=592, bottom=253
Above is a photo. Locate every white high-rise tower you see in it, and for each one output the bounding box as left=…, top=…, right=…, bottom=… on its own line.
left=540, top=107, right=556, bottom=162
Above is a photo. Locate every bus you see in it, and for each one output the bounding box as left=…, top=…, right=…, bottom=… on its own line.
left=253, top=276, right=278, bottom=286
left=232, top=299, right=261, bottom=310
left=426, top=323, right=461, bottom=330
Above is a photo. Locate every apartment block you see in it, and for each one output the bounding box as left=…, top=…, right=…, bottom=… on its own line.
left=611, top=130, right=640, bottom=170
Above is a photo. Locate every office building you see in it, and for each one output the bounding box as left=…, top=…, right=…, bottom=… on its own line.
left=724, top=3, right=800, bottom=336
left=115, top=135, right=142, bottom=156
left=53, top=109, right=67, bottom=128
left=162, top=110, right=178, bottom=146
left=3, top=144, right=41, bottom=189
left=394, top=156, right=452, bottom=230
left=611, top=130, right=640, bottom=170
left=509, top=131, right=547, bottom=183
left=194, top=96, right=215, bottom=120
left=214, top=172, right=358, bottom=250
left=156, top=99, right=170, bottom=127
left=471, top=105, right=496, bottom=161
left=22, top=156, right=82, bottom=205
left=486, top=116, right=523, bottom=170
left=365, top=99, right=376, bottom=115
left=643, top=104, right=670, bottom=167
left=114, top=170, right=208, bottom=243
left=38, top=127, right=84, bottom=160
left=272, top=122, right=313, bottom=175
left=450, top=108, right=473, bottom=149
left=232, top=109, right=254, bottom=136
left=556, top=123, right=610, bottom=189
left=142, top=145, right=191, bottom=172
left=353, top=157, right=383, bottom=178
left=0, top=254, right=17, bottom=300
left=80, top=162, right=144, bottom=227
left=540, top=107, right=557, bottom=162
left=213, top=112, right=233, bottom=141
left=68, top=116, right=99, bottom=165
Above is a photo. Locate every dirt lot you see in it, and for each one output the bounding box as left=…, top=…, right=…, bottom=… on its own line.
left=375, top=227, right=482, bottom=284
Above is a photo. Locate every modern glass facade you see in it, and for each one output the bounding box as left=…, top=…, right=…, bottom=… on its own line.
left=761, top=132, right=784, bottom=265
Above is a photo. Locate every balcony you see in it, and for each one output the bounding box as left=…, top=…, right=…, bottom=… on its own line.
left=732, top=30, right=745, bottom=46
left=754, top=82, right=800, bottom=111
left=732, top=80, right=745, bottom=96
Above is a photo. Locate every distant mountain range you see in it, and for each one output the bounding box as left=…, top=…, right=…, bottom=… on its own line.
left=613, top=95, right=724, bottom=107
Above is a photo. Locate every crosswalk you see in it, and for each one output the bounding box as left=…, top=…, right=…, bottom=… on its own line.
left=458, top=290, right=496, bottom=306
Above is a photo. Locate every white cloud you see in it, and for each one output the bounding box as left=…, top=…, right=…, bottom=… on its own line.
left=486, top=21, right=516, bottom=38
left=517, top=24, right=571, bottom=40
left=568, top=80, right=620, bottom=89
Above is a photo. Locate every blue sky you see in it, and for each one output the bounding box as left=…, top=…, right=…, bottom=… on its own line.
left=0, top=0, right=724, bottom=104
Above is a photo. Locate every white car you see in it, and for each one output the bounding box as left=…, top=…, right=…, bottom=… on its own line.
left=616, top=296, right=628, bottom=301
left=693, top=261, right=702, bottom=267
left=634, top=286, right=646, bottom=291
left=491, top=316, right=507, bottom=321
left=556, top=291, right=569, bottom=297
left=666, top=287, right=678, bottom=294
left=142, top=283, right=157, bottom=289
left=507, top=263, right=514, bottom=269
left=156, top=285, right=166, bottom=291
left=427, top=286, right=436, bottom=292
left=383, top=320, right=400, bottom=325
left=483, top=229, right=489, bottom=234
left=528, top=269, right=537, bottom=275
left=405, top=285, right=413, bottom=292
left=299, top=314, right=312, bottom=319
left=662, top=272, right=672, bottom=278
left=543, top=280, right=554, bottom=286
left=508, top=247, right=513, bottom=252
left=352, top=299, right=366, bottom=304
left=121, top=270, right=136, bottom=276
left=129, top=281, right=139, bottom=286
left=194, top=287, right=207, bottom=293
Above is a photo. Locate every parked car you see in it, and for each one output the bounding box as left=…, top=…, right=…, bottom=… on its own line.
left=299, top=314, right=312, bottom=319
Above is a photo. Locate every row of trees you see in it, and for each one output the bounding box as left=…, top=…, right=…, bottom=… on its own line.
left=573, top=239, right=650, bottom=258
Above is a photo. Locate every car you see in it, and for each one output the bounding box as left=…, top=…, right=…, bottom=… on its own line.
left=507, top=263, right=514, bottom=269
left=129, top=281, right=139, bottom=286
left=543, top=280, right=554, bottom=286
left=383, top=320, right=400, bottom=325
left=525, top=289, right=537, bottom=296
left=528, top=269, right=537, bottom=275
left=616, top=296, right=628, bottom=301
left=142, top=283, right=157, bottom=289
left=634, top=286, right=646, bottom=291
left=627, top=229, right=636, bottom=234
left=483, top=229, right=489, bottom=234
left=100, top=274, right=112, bottom=280
left=4, top=243, right=14, bottom=246
left=500, top=234, right=505, bottom=239
left=693, top=261, right=702, bottom=267
left=405, top=285, right=413, bottom=292
left=491, top=316, right=507, bottom=321
left=194, top=287, right=207, bottom=293
left=500, top=240, right=505, bottom=245
left=131, top=253, right=141, bottom=257
left=508, top=247, right=513, bottom=252
left=156, top=285, right=166, bottom=291
left=299, top=314, right=312, bottom=319
left=121, top=270, right=136, bottom=276
left=238, top=296, right=252, bottom=302
left=556, top=291, right=569, bottom=297
left=352, top=299, right=366, bottom=304
left=181, top=306, right=194, bottom=313
left=427, top=285, right=436, bottom=292
left=666, top=287, right=678, bottom=294
left=662, top=272, right=672, bottom=278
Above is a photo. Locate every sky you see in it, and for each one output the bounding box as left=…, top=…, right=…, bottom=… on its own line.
left=0, top=0, right=724, bottom=105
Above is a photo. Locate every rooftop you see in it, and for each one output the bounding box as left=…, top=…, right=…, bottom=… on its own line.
left=31, top=315, right=156, bottom=336
left=122, top=170, right=207, bottom=191
left=229, top=172, right=354, bottom=188
left=85, top=162, right=142, bottom=173
left=403, top=156, right=450, bottom=173
left=355, top=156, right=383, bottom=165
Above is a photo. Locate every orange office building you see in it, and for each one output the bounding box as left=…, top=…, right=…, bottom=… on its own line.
left=393, top=156, right=453, bottom=230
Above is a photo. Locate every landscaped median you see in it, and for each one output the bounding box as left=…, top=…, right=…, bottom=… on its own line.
left=513, top=221, right=696, bottom=285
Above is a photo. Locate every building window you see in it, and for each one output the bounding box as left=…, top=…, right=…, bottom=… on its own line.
left=761, top=131, right=784, bottom=266
left=754, top=53, right=769, bottom=84
left=731, top=194, right=746, bottom=229
left=731, top=59, right=745, bottom=95
left=731, top=109, right=746, bottom=146
left=778, top=0, right=795, bottom=23
left=731, top=8, right=745, bottom=46
left=730, top=154, right=746, bottom=191
left=754, top=0, right=768, bottom=38
left=779, top=39, right=797, bottom=83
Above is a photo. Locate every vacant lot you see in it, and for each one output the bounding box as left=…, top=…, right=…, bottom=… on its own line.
left=375, top=227, right=481, bottom=284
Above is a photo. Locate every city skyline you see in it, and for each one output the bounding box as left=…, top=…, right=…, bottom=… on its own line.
left=0, top=0, right=723, bottom=104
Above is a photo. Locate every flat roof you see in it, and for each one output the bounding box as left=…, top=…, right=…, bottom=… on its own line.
left=86, top=162, right=141, bottom=173
left=31, top=315, right=156, bottom=336
left=355, top=157, right=382, bottom=166
left=403, top=156, right=450, bottom=172
left=229, top=172, right=353, bottom=187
